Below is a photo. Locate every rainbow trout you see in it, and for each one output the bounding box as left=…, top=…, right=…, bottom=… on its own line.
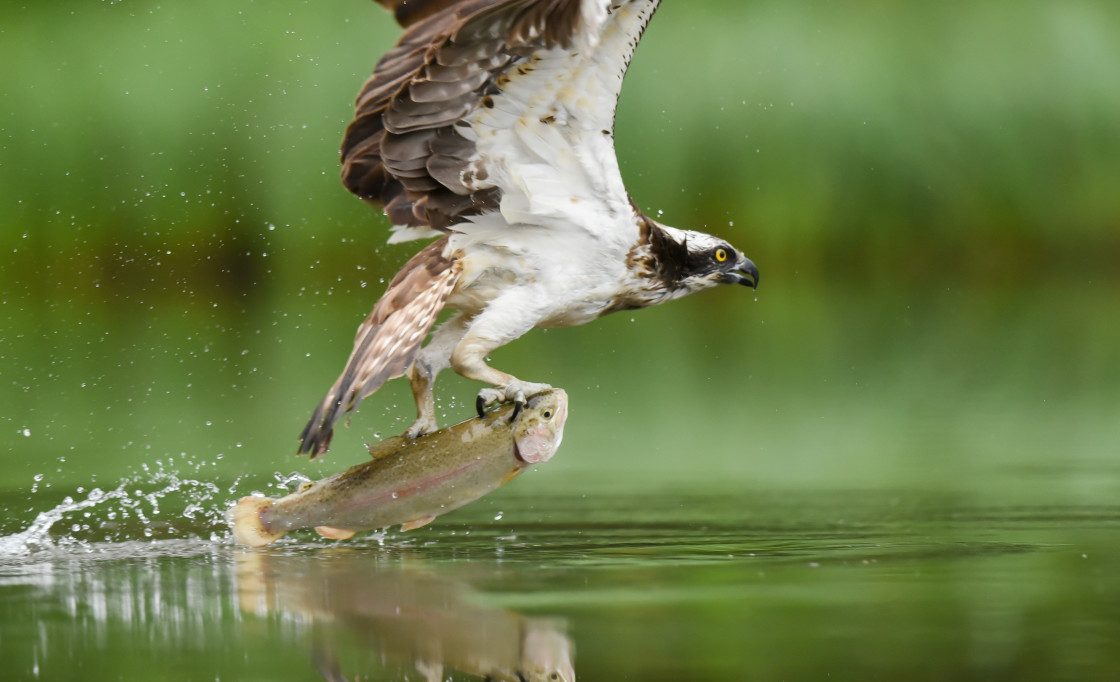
left=228, top=389, right=567, bottom=547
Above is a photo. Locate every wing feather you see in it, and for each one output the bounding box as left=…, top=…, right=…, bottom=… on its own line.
left=342, top=0, right=660, bottom=238
left=372, top=0, right=464, bottom=28
left=297, top=238, right=461, bottom=458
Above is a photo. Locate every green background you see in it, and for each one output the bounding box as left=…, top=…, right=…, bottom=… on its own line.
left=3, top=3, right=1120, bottom=680
left=2, top=0, right=1118, bottom=497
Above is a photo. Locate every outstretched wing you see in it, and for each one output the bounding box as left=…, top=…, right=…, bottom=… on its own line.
left=371, top=0, right=470, bottom=27
left=344, top=0, right=662, bottom=242
left=298, top=238, right=461, bottom=457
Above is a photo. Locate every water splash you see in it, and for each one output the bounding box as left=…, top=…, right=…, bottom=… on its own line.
left=0, top=486, right=127, bottom=556
left=0, top=463, right=238, bottom=558
left=273, top=470, right=312, bottom=492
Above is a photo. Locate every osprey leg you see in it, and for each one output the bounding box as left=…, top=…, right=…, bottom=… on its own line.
left=404, top=313, right=469, bottom=438
left=297, top=241, right=460, bottom=457
left=450, top=308, right=552, bottom=414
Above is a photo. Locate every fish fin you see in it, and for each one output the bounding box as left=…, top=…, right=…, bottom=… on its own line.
left=415, top=660, right=443, bottom=682
left=499, top=467, right=525, bottom=487
left=227, top=497, right=284, bottom=548
left=315, top=526, right=357, bottom=540
left=368, top=435, right=407, bottom=461
left=400, top=514, right=437, bottom=532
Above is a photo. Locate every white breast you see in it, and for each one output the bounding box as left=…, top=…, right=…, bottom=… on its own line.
left=446, top=220, right=641, bottom=327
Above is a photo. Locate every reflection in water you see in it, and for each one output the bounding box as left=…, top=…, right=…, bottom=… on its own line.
left=0, top=542, right=242, bottom=680
left=235, top=552, right=576, bottom=682
left=7, top=490, right=1120, bottom=680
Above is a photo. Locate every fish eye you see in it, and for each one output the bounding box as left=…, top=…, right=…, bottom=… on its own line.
left=543, top=410, right=553, bottom=418
left=714, top=248, right=728, bottom=263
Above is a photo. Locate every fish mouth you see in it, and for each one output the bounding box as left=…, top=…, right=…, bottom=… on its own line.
left=513, top=423, right=563, bottom=465
left=512, top=425, right=531, bottom=464
left=513, top=390, right=567, bottom=464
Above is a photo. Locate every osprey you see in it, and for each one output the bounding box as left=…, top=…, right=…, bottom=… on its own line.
left=298, top=0, right=759, bottom=457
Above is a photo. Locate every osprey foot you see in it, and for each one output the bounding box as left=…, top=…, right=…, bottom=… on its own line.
left=403, top=414, right=439, bottom=439
left=475, top=381, right=553, bottom=418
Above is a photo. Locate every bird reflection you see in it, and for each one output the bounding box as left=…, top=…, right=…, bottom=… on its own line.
left=235, top=552, right=575, bottom=682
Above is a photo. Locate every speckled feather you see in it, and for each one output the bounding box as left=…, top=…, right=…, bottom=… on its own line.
left=298, top=238, right=461, bottom=457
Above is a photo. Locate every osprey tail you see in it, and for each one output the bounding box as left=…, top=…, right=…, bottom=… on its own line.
left=298, top=238, right=460, bottom=458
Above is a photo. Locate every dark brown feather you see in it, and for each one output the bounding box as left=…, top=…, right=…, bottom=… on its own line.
left=342, top=0, right=589, bottom=230
left=626, top=198, right=688, bottom=287
left=373, top=0, right=463, bottom=27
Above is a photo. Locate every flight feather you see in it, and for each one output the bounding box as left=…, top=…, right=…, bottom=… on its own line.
left=298, top=238, right=461, bottom=457
left=343, top=0, right=660, bottom=240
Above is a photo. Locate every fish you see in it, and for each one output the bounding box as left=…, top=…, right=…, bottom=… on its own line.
left=228, top=388, right=567, bottom=547
left=235, top=553, right=575, bottom=681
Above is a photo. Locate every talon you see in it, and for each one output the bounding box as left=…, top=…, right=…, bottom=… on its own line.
left=403, top=410, right=439, bottom=438
left=475, top=381, right=550, bottom=421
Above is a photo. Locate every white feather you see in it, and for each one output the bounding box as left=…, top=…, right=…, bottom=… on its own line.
left=575, top=0, right=611, bottom=52
left=388, top=224, right=443, bottom=244
left=459, top=1, right=660, bottom=247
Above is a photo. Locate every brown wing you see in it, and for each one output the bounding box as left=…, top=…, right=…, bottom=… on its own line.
left=372, top=0, right=463, bottom=27
left=342, top=0, right=591, bottom=231
left=297, top=238, right=461, bottom=458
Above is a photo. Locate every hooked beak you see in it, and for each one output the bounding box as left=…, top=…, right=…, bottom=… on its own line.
left=727, top=254, right=759, bottom=289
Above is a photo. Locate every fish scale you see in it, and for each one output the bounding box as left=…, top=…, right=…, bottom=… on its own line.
left=229, top=389, right=567, bottom=547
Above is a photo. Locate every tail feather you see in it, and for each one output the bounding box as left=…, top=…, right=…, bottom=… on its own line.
left=227, top=497, right=284, bottom=548
left=298, top=238, right=460, bottom=458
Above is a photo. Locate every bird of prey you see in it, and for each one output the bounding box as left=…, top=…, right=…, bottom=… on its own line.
left=298, top=0, right=759, bottom=457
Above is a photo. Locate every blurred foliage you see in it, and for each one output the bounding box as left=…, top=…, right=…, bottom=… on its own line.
left=1, top=0, right=1118, bottom=491
left=5, top=1, right=1120, bottom=284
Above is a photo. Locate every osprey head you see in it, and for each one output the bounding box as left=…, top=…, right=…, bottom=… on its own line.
left=655, top=225, right=759, bottom=293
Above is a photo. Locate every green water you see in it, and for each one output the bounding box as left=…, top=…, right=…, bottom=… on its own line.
left=2, top=480, right=1120, bottom=681
left=3, top=279, right=1118, bottom=680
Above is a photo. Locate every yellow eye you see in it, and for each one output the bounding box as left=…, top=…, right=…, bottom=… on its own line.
left=715, top=248, right=728, bottom=262
left=543, top=410, right=553, bottom=418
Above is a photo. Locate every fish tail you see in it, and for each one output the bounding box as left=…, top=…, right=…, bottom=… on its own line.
left=227, top=496, right=284, bottom=547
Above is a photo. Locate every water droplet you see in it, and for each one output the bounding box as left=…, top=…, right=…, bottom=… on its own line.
left=494, top=511, right=504, bottom=521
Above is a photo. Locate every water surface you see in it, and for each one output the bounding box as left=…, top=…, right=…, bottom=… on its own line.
left=2, top=474, right=1119, bottom=681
